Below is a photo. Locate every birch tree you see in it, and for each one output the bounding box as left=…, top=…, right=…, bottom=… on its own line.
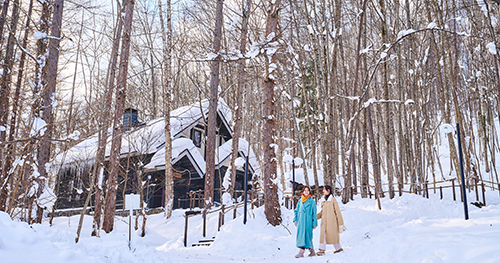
left=158, top=0, right=174, bottom=218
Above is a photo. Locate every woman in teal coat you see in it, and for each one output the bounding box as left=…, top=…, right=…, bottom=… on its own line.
left=293, top=186, right=318, bottom=257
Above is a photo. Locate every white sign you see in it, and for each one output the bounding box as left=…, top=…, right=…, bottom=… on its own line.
left=125, top=194, right=141, bottom=211
left=125, top=194, right=141, bottom=250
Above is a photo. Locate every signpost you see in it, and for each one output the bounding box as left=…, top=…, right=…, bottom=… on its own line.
left=440, top=123, right=469, bottom=220
left=235, top=156, right=249, bottom=224
left=125, top=194, right=141, bottom=250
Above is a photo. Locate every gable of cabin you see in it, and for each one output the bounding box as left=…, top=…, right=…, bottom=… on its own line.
left=172, top=110, right=233, bottom=160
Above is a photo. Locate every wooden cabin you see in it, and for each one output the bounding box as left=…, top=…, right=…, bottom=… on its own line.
left=52, top=99, right=260, bottom=212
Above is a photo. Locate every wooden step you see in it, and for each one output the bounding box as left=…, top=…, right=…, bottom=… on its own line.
left=192, top=238, right=215, bottom=247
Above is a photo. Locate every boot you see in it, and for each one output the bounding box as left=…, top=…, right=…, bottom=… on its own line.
left=308, top=248, right=316, bottom=257
left=295, top=248, right=305, bottom=258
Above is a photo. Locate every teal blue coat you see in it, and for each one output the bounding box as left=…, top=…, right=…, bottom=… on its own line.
left=294, top=197, right=318, bottom=248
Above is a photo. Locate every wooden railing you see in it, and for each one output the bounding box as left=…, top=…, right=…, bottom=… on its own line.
left=336, top=178, right=499, bottom=206
left=183, top=191, right=264, bottom=247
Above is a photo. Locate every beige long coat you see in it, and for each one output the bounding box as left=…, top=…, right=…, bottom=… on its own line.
left=317, top=195, right=344, bottom=244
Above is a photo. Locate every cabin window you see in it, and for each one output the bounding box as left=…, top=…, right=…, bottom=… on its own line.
left=192, top=129, right=202, bottom=147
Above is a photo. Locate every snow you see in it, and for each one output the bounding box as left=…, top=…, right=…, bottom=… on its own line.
left=144, top=137, right=206, bottom=176
left=397, top=28, right=416, bottom=40
left=285, top=167, right=325, bottom=188
left=427, top=22, right=437, bottom=29
left=33, top=31, right=48, bottom=40
left=2, top=190, right=500, bottom=262
left=486, top=43, right=497, bottom=55
left=31, top=117, right=47, bottom=136
left=52, top=99, right=233, bottom=169
left=216, top=138, right=260, bottom=174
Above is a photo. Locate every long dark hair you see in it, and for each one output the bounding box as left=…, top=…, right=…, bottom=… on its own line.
left=323, top=185, right=332, bottom=200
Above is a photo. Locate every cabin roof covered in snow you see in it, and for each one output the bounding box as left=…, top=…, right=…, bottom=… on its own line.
left=144, top=138, right=261, bottom=178
left=52, top=99, right=233, bottom=168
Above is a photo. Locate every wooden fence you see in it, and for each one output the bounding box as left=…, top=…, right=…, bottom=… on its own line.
left=183, top=191, right=264, bottom=247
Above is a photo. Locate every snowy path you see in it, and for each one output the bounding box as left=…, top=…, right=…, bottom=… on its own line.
left=2, top=191, right=500, bottom=262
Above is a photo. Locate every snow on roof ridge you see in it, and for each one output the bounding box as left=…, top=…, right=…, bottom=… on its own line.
left=51, top=98, right=233, bottom=171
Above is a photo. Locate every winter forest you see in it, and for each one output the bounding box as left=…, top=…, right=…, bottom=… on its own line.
left=1, top=0, right=500, bottom=258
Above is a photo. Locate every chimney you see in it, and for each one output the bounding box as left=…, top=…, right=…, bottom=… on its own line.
left=123, top=108, right=138, bottom=131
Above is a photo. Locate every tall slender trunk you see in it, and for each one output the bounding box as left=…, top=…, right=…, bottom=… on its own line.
left=4, top=0, right=33, bottom=210
left=0, top=0, right=11, bottom=205
left=263, top=0, right=282, bottom=226
left=0, top=0, right=10, bottom=47
left=66, top=10, right=85, bottom=136
left=229, top=0, right=251, bottom=200
left=367, top=106, right=382, bottom=210
left=35, top=0, right=64, bottom=224
left=92, top=0, right=125, bottom=236
left=0, top=0, right=20, bottom=211
left=482, top=1, right=500, bottom=120
left=158, top=0, right=174, bottom=218
left=379, top=0, right=395, bottom=199
left=343, top=0, right=367, bottom=204
left=102, top=0, right=135, bottom=233
left=205, top=0, right=224, bottom=209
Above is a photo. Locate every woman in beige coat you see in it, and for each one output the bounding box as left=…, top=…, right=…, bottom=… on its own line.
left=316, top=185, right=345, bottom=256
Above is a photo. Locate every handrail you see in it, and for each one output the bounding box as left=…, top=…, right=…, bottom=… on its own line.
left=183, top=193, right=265, bottom=247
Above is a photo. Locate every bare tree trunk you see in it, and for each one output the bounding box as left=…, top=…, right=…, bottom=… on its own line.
left=92, top=0, right=125, bottom=236
left=0, top=0, right=11, bottom=206
left=0, top=0, right=20, bottom=211
left=379, top=0, right=395, bottom=199
left=205, top=0, right=224, bottom=209
left=482, top=0, right=500, bottom=120
left=3, top=0, right=32, bottom=213
left=343, top=0, right=367, bottom=204
left=361, top=109, right=369, bottom=198
left=158, top=0, right=174, bottom=218
left=34, top=0, right=64, bottom=224
left=367, top=106, right=382, bottom=210
left=102, top=0, right=135, bottom=233
left=66, top=10, right=85, bottom=136
left=0, top=0, right=10, bottom=46
left=228, top=0, right=252, bottom=200
left=263, top=0, right=282, bottom=226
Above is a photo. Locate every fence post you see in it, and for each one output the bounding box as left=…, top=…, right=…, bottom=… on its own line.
left=218, top=212, right=221, bottom=232
left=203, top=209, right=206, bottom=237
left=481, top=182, right=486, bottom=206
left=221, top=205, right=225, bottom=226
left=233, top=206, right=237, bottom=220
left=440, top=186, right=443, bottom=200
left=425, top=182, right=429, bottom=199
left=184, top=214, right=189, bottom=247
left=452, top=180, right=456, bottom=201
left=475, top=180, right=479, bottom=201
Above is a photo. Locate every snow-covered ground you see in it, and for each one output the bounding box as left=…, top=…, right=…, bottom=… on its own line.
left=2, top=188, right=500, bottom=262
